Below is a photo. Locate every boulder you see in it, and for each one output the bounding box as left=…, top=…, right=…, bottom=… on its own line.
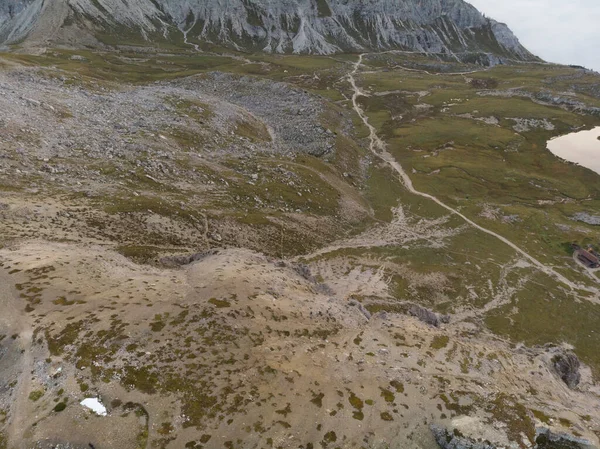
left=552, top=352, right=581, bottom=389
left=409, top=305, right=449, bottom=327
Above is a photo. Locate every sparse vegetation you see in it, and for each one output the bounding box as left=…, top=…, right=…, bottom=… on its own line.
left=53, top=402, right=67, bottom=412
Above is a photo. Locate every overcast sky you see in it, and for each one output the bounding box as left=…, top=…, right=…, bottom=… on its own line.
left=467, top=0, right=600, bottom=72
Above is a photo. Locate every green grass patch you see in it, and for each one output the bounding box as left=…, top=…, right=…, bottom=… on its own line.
left=208, top=298, right=231, bottom=308
left=430, top=335, right=450, bottom=350
left=28, top=390, right=44, bottom=402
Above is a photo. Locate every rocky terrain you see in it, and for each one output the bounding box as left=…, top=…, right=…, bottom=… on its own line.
left=0, top=2, right=600, bottom=449
left=0, top=0, right=536, bottom=62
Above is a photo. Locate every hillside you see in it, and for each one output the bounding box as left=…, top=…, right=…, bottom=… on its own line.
left=1, top=2, right=600, bottom=449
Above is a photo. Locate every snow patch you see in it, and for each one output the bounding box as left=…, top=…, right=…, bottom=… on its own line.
left=80, top=397, right=108, bottom=416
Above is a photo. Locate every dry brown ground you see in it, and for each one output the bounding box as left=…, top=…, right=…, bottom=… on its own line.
left=0, top=241, right=598, bottom=448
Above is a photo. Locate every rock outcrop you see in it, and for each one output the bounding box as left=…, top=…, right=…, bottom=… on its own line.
left=409, top=304, right=450, bottom=327
left=0, top=0, right=538, bottom=63
left=432, top=425, right=597, bottom=449
left=552, top=352, right=581, bottom=389
left=535, top=428, right=597, bottom=449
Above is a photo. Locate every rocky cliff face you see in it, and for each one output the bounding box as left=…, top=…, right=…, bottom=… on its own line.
left=0, top=0, right=41, bottom=43
left=0, top=0, right=537, bottom=61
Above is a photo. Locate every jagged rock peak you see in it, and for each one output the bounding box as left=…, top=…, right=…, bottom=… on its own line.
left=0, top=0, right=538, bottom=62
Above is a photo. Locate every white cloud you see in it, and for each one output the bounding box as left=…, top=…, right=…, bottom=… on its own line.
left=467, top=0, right=600, bottom=71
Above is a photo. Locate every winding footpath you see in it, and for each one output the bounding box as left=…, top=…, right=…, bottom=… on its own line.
left=348, top=53, right=595, bottom=293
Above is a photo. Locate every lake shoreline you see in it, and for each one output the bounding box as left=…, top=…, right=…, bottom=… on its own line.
left=548, top=126, right=600, bottom=175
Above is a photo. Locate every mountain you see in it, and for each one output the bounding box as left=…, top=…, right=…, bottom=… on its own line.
left=0, top=0, right=537, bottom=62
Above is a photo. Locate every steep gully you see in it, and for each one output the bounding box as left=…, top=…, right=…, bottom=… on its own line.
left=347, top=53, right=596, bottom=293
left=183, top=28, right=201, bottom=52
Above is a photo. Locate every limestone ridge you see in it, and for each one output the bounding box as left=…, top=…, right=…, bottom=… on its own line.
left=0, top=0, right=537, bottom=62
